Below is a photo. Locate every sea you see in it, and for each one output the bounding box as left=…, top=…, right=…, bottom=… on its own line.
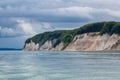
left=0, top=51, right=120, bottom=80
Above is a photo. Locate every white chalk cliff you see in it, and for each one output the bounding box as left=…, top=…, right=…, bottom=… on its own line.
left=23, top=32, right=120, bottom=51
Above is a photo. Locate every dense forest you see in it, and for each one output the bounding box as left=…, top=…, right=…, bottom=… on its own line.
left=25, top=21, right=120, bottom=48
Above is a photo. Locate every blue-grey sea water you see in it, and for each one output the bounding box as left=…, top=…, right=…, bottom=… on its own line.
left=0, top=51, right=120, bottom=80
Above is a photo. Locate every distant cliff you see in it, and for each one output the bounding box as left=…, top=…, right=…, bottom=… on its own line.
left=23, top=21, right=120, bottom=51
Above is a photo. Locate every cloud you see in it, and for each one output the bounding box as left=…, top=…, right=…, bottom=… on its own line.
left=44, top=6, right=93, bottom=20
left=0, top=18, right=55, bottom=38
left=0, top=25, right=27, bottom=38
left=0, top=5, right=120, bottom=22
left=0, top=0, right=120, bottom=37
left=16, top=19, right=55, bottom=33
left=0, top=0, right=120, bottom=10
left=0, top=19, right=36, bottom=38
left=17, top=19, right=36, bottom=35
left=39, top=6, right=120, bottom=22
left=0, top=26, right=15, bottom=37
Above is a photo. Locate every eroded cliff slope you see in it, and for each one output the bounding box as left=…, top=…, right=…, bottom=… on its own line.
left=23, top=21, right=120, bottom=51
left=65, top=33, right=120, bottom=51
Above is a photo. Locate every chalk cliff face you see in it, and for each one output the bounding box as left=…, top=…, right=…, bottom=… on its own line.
left=23, top=39, right=64, bottom=51
left=65, top=33, right=120, bottom=51
left=23, top=32, right=120, bottom=51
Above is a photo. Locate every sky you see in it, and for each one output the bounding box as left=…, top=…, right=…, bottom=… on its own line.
left=0, top=0, right=120, bottom=48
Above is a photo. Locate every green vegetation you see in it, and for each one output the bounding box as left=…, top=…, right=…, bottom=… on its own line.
left=25, top=21, right=120, bottom=49
left=100, top=22, right=117, bottom=34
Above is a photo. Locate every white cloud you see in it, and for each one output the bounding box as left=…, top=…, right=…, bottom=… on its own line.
left=0, top=19, right=37, bottom=37
left=47, top=6, right=93, bottom=19
left=0, top=18, right=55, bottom=38
left=33, top=22, right=54, bottom=33
left=1, top=5, right=120, bottom=22
left=16, top=19, right=55, bottom=34
left=0, top=26, right=21, bottom=37
left=17, top=19, right=36, bottom=35
left=39, top=6, right=120, bottom=21
left=106, top=9, right=120, bottom=17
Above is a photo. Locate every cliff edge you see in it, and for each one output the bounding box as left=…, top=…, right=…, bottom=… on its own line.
left=23, top=21, right=120, bottom=51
